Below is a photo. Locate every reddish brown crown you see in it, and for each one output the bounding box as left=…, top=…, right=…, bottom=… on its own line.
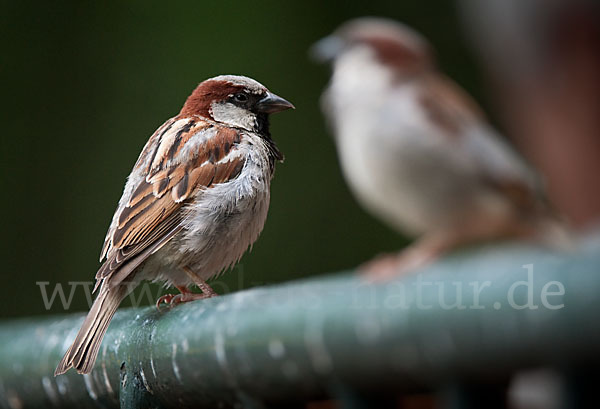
left=338, top=18, right=434, bottom=74
left=357, top=34, right=432, bottom=73
left=179, top=80, right=244, bottom=118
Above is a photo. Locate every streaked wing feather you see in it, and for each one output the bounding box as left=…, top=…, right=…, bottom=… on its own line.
left=420, top=74, right=540, bottom=211
left=96, top=117, right=247, bottom=285
left=101, top=216, right=183, bottom=291
left=419, top=74, right=484, bottom=137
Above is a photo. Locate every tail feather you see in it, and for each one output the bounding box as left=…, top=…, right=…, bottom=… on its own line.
left=55, top=285, right=128, bottom=376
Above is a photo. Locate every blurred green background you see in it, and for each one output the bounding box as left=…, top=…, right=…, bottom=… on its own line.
left=0, top=0, right=486, bottom=318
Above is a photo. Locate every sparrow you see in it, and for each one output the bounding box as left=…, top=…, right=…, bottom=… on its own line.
left=55, top=75, right=294, bottom=375
left=313, top=18, right=567, bottom=278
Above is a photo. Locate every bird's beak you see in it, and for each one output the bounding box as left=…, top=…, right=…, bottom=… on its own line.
left=256, top=92, right=295, bottom=114
left=309, top=35, right=344, bottom=63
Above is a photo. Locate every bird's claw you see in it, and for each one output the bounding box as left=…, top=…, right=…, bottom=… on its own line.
left=156, top=291, right=214, bottom=310
left=156, top=293, right=179, bottom=309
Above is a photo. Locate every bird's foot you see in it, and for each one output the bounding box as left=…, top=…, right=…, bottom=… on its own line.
left=362, top=250, right=436, bottom=281
left=171, top=291, right=214, bottom=304
left=156, top=283, right=217, bottom=310
left=361, top=239, right=445, bottom=282
left=156, top=293, right=177, bottom=309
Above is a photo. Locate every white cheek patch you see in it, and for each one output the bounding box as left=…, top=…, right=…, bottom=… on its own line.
left=210, top=101, right=257, bottom=131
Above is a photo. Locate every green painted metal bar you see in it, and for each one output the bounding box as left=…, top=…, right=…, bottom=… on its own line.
left=0, top=240, right=599, bottom=408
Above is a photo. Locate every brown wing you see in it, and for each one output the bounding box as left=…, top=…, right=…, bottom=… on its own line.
left=419, top=74, right=541, bottom=213
left=418, top=73, right=485, bottom=137
left=95, top=117, right=246, bottom=289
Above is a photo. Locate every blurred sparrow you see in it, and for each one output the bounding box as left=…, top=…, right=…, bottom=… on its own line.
left=313, top=18, right=566, bottom=278
left=55, top=75, right=294, bottom=375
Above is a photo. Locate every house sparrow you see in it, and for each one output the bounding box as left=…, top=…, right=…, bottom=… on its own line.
left=55, top=75, right=294, bottom=375
left=313, top=18, right=566, bottom=278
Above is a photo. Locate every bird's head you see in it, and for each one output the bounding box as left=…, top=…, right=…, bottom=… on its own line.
left=180, top=75, right=294, bottom=133
left=312, top=18, right=434, bottom=78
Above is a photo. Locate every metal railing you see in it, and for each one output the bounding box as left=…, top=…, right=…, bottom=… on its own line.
left=1, top=239, right=599, bottom=408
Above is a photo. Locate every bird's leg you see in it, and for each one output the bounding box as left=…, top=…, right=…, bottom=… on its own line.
left=362, top=232, right=458, bottom=281
left=156, top=267, right=218, bottom=309
left=363, top=213, right=533, bottom=281
left=156, top=281, right=217, bottom=309
left=170, top=285, right=212, bottom=304
left=182, top=266, right=218, bottom=297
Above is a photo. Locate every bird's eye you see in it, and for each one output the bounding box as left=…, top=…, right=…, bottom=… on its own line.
left=233, top=93, right=248, bottom=103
